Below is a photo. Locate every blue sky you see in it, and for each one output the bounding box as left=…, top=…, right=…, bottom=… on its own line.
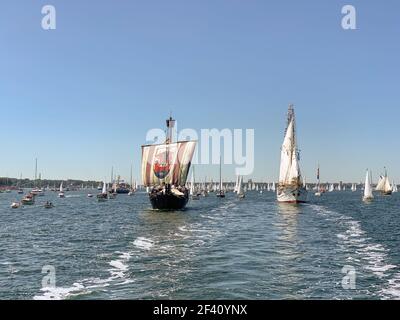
left=1, top=0, right=399, bottom=183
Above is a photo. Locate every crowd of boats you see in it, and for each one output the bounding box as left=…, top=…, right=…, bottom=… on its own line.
left=2, top=107, right=398, bottom=211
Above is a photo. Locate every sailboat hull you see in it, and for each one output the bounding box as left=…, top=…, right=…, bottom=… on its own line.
left=277, top=186, right=308, bottom=203
left=149, top=190, right=189, bottom=210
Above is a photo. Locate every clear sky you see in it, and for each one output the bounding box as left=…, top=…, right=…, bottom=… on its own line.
left=1, top=0, right=399, bottom=183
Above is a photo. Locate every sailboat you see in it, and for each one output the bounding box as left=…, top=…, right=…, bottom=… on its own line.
left=190, top=167, right=200, bottom=200
left=17, top=174, right=24, bottom=194
left=315, top=165, right=322, bottom=197
left=277, top=105, right=308, bottom=203
left=128, top=165, right=135, bottom=196
left=97, top=181, right=108, bottom=201
left=234, top=175, right=240, bottom=193
left=237, top=176, right=245, bottom=199
left=58, top=182, right=65, bottom=198
left=392, top=181, right=398, bottom=193
left=363, top=169, right=374, bottom=201
left=141, top=116, right=197, bottom=210
left=375, top=168, right=392, bottom=195
left=216, top=157, right=225, bottom=198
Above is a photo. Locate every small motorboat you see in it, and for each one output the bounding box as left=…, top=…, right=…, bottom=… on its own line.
left=11, top=202, right=21, bottom=209
left=87, top=193, right=94, bottom=198
left=216, top=191, right=225, bottom=198
left=44, top=201, right=54, bottom=209
left=97, top=194, right=108, bottom=202
left=21, top=194, right=35, bottom=205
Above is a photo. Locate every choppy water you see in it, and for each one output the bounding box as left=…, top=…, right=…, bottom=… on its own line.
left=1, top=189, right=400, bottom=300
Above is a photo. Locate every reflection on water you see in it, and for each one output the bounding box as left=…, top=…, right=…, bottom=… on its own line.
left=274, top=203, right=305, bottom=297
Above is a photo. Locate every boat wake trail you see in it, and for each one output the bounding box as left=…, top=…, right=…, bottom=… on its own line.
left=309, top=204, right=400, bottom=299
left=33, top=251, right=134, bottom=300
left=133, top=237, right=154, bottom=250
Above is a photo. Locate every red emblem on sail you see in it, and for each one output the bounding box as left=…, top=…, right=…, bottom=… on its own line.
left=153, top=150, right=174, bottom=179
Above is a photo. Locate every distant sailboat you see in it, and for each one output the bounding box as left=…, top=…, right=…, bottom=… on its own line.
left=375, top=168, right=392, bottom=195
left=234, top=175, right=240, bottom=194
left=216, top=157, right=225, bottom=198
left=315, top=165, right=322, bottom=197
left=190, top=167, right=200, bottom=200
left=58, top=182, right=65, bottom=198
left=97, top=181, right=108, bottom=201
left=128, top=164, right=135, bottom=196
left=363, top=169, right=374, bottom=201
left=237, top=176, right=245, bottom=199
left=277, top=105, right=308, bottom=203
left=392, top=181, right=398, bottom=193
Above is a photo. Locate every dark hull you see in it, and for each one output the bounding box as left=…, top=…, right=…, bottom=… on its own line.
left=116, top=189, right=130, bottom=194
left=149, top=191, right=189, bottom=210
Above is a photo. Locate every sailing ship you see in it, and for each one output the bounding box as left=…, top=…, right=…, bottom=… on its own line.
left=141, top=116, right=197, bottom=210
left=363, top=169, right=374, bottom=201
left=277, top=105, right=308, bottom=203
left=375, top=168, right=392, bottom=195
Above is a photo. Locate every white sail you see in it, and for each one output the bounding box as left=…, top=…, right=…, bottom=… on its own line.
left=376, top=176, right=392, bottom=193
left=363, top=170, right=374, bottom=200
left=279, top=119, right=301, bottom=185
left=102, top=181, right=107, bottom=194
left=60, top=182, right=63, bottom=192
left=277, top=105, right=307, bottom=203
left=234, top=175, right=240, bottom=193
left=190, top=169, right=195, bottom=196
left=237, top=176, right=243, bottom=196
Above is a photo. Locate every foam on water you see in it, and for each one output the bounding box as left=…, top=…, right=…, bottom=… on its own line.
left=133, top=237, right=154, bottom=250
left=33, top=251, right=133, bottom=300
left=309, top=203, right=400, bottom=298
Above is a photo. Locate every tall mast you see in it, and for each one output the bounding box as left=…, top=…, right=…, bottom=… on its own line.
left=130, top=164, right=133, bottom=187
left=219, top=156, right=222, bottom=190
left=34, top=158, right=38, bottom=188
left=166, top=116, right=176, bottom=185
